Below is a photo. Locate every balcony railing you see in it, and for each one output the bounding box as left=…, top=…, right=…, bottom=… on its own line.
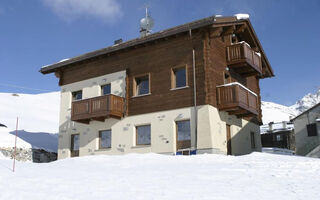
left=217, top=82, right=259, bottom=117
left=71, top=94, right=124, bottom=124
left=226, top=42, right=262, bottom=77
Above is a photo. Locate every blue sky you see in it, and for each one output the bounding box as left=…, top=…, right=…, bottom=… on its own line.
left=0, top=0, right=319, bottom=106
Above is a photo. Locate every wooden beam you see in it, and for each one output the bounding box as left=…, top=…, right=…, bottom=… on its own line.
left=235, top=24, right=246, bottom=34
left=210, top=27, right=223, bottom=37
left=222, top=25, right=236, bottom=35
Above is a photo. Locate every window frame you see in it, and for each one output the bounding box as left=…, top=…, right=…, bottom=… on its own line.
left=135, top=124, right=151, bottom=146
left=101, top=84, right=111, bottom=96
left=99, top=130, right=112, bottom=149
left=72, top=90, right=83, bottom=101
left=171, top=65, right=188, bottom=89
left=133, top=73, right=151, bottom=97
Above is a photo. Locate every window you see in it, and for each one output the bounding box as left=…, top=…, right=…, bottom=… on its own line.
left=172, top=67, right=187, bottom=89
left=276, top=135, right=282, bottom=141
left=307, top=123, right=318, bottom=137
left=136, top=125, right=151, bottom=145
left=134, top=74, right=150, bottom=96
left=72, top=90, right=82, bottom=101
left=177, top=120, right=191, bottom=141
left=101, top=84, right=111, bottom=95
left=71, top=134, right=80, bottom=157
left=250, top=132, right=256, bottom=149
left=99, top=130, right=112, bottom=149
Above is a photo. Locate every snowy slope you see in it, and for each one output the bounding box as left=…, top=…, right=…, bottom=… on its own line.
left=0, top=153, right=320, bottom=200
left=0, top=92, right=60, bottom=133
left=261, top=101, right=297, bottom=124
left=0, top=92, right=59, bottom=152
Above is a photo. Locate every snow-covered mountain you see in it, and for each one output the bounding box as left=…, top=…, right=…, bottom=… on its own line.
left=262, top=88, right=320, bottom=124
left=290, top=89, right=320, bottom=113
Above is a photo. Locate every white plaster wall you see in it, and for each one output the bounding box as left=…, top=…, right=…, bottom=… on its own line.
left=57, top=70, right=126, bottom=159
left=58, top=103, right=260, bottom=159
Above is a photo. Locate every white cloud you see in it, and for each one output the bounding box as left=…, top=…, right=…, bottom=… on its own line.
left=42, top=0, right=123, bottom=23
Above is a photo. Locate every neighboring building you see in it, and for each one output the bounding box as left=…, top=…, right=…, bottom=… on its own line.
left=291, top=103, right=320, bottom=157
left=40, top=15, right=274, bottom=159
left=260, top=121, right=295, bottom=150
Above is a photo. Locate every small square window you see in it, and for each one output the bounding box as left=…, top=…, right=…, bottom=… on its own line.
left=101, top=84, right=111, bottom=95
left=134, top=75, right=150, bottom=96
left=172, top=67, right=187, bottom=88
left=99, top=130, right=112, bottom=149
left=136, top=125, right=151, bottom=145
left=276, top=135, right=282, bottom=141
left=72, top=90, right=82, bottom=101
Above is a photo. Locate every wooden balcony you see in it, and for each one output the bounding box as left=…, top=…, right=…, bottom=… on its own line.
left=71, top=94, right=124, bottom=124
left=226, top=42, right=262, bottom=77
left=217, top=83, right=259, bottom=117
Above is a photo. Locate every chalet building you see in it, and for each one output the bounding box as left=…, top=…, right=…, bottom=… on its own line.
left=291, top=103, right=320, bottom=157
left=260, top=121, right=295, bottom=150
left=40, top=15, right=274, bottom=159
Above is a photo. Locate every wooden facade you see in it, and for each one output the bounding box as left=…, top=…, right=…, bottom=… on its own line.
left=41, top=16, right=274, bottom=125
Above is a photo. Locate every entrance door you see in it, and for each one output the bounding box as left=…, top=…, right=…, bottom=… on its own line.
left=226, top=124, right=232, bottom=155
left=71, top=134, right=80, bottom=157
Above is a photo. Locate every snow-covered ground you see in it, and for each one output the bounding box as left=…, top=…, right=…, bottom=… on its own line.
left=0, top=92, right=59, bottom=152
left=0, top=153, right=319, bottom=200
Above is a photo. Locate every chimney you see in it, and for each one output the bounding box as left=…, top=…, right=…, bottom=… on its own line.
left=282, top=121, right=287, bottom=129
left=114, top=39, right=123, bottom=45
left=268, top=122, right=274, bottom=132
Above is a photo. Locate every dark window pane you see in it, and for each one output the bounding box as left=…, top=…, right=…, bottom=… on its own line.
left=72, top=91, right=82, bottom=101
left=136, top=76, right=149, bottom=95
left=307, top=123, right=318, bottom=137
left=177, top=120, right=190, bottom=141
left=251, top=132, right=256, bottom=149
left=102, top=84, right=111, bottom=95
left=175, top=68, right=186, bottom=88
left=72, top=134, right=80, bottom=151
left=137, top=125, right=151, bottom=145
left=100, top=130, right=112, bottom=148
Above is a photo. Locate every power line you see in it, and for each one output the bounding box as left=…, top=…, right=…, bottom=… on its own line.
left=0, top=83, right=52, bottom=92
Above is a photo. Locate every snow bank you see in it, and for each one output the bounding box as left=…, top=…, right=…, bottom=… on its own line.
left=0, top=153, right=320, bottom=200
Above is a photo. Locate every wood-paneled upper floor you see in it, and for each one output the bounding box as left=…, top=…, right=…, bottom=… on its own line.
left=40, top=15, right=274, bottom=125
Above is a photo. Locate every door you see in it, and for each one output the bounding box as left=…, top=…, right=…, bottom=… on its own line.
left=176, top=120, right=191, bottom=152
left=226, top=124, right=232, bottom=155
left=71, top=134, right=80, bottom=157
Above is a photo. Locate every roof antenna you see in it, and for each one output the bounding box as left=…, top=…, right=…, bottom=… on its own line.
left=140, top=5, right=154, bottom=37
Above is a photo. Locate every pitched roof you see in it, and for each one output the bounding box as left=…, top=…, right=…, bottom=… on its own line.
left=40, top=15, right=274, bottom=77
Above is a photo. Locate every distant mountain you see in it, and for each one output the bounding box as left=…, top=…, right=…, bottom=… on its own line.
left=262, top=88, right=320, bottom=124
left=290, top=89, right=320, bottom=113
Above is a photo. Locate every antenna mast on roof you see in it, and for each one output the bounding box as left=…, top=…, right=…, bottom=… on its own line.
left=140, top=5, right=154, bottom=37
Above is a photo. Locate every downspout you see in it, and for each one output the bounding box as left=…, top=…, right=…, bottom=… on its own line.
left=189, top=29, right=198, bottom=151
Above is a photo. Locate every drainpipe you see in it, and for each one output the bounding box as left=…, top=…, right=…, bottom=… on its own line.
left=189, top=29, right=198, bottom=151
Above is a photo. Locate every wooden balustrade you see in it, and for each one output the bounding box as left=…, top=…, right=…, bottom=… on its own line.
left=71, top=94, right=124, bottom=124
left=226, top=42, right=262, bottom=77
left=217, top=83, right=259, bottom=117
